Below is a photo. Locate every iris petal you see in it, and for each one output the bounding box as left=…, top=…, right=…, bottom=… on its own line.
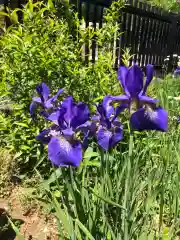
left=97, top=127, right=112, bottom=150
left=48, top=111, right=61, bottom=125
left=126, top=65, right=144, bottom=97
left=36, top=128, right=51, bottom=144
left=111, top=126, right=123, bottom=148
left=30, top=102, right=37, bottom=120
left=103, top=95, right=114, bottom=118
left=62, top=96, right=74, bottom=126
left=36, top=83, right=50, bottom=102
left=48, top=137, right=82, bottom=167
left=130, top=107, right=168, bottom=132
left=72, top=102, right=90, bottom=128
left=50, top=89, right=64, bottom=103
left=143, top=64, right=154, bottom=94
left=32, top=97, right=42, bottom=103
left=117, top=66, right=129, bottom=94
left=139, top=95, right=159, bottom=105
left=110, top=95, right=129, bottom=103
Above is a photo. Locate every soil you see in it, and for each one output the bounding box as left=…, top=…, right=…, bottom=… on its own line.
left=0, top=187, right=59, bottom=240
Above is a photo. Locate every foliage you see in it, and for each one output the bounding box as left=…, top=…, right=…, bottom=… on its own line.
left=34, top=75, right=180, bottom=239
left=141, top=0, right=180, bottom=12
left=2, top=0, right=180, bottom=239
left=0, top=0, right=124, bottom=171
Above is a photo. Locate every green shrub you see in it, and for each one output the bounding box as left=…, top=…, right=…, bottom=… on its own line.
left=0, top=0, right=124, bottom=171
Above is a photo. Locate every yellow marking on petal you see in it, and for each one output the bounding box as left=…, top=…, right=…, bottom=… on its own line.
left=130, top=99, right=138, bottom=114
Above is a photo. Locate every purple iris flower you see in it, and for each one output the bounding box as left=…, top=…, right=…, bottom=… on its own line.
left=111, top=64, right=168, bottom=132
left=36, top=96, right=90, bottom=167
left=93, top=96, right=123, bottom=151
left=173, top=66, right=180, bottom=78
left=30, top=83, right=63, bottom=119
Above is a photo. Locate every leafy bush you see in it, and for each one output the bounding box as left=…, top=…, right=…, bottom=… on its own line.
left=0, top=0, right=123, bottom=171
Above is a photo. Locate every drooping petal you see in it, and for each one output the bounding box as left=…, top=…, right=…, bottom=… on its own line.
left=44, top=99, right=54, bottom=109
left=97, top=127, right=112, bottom=150
left=103, top=95, right=114, bottom=118
left=36, top=128, right=51, bottom=144
left=30, top=102, right=37, bottom=120
left=110, top=126, right=123, bottom=148
left=32, top=97, right=42, bottom=103
left=130, top=107, right=168, bottom=132
left=125, top=65, right=144, bottom=97
left=117, top=66, right=129, bottom=94
left=139, top=95, right=159, bottom=105
left=143, top=64, right=154, bottom=94
left=36, top=83, right=50, bottom=102
left=48, top=137, right=82, bottom=167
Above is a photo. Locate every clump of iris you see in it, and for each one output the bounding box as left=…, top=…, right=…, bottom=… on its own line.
left=30, top=65, right=168, bottom=167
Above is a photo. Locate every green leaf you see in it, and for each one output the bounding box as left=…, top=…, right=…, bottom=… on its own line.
left=14, top=122, right=29, bottom=128
left=7, top=217, right=25, bottom=240
left=75, top=219, right=95, bottom=240
left=84, top=147, right=100, bottom=159
left=48, top=0, right=55, bottom=9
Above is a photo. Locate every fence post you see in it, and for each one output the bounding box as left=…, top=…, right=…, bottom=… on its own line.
left=167, top=15, right=178, bottom=73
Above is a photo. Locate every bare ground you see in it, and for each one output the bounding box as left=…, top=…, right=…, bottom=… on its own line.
left=0, top=186, right=59, bottom=240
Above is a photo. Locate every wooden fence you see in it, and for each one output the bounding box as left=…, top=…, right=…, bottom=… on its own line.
left=72, top=0, right=180, bottom=73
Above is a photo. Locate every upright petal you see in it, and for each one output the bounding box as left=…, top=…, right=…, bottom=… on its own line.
left=130, top=107, right=168, bottom=132
left=117, top=66, right=129, bottom=94
left=97, top=127, right=112, bottom=151
left=50, top=89, right=64, bottom=102
left=62, top=96, right=75, bottom=126
left=125, top=65, right=143, bottom=97
left=103, top=95, right=114, bottom=118
left=36, top=83, right=50, bottom=102
left=71, top=102, right=90, bottom=128
left=143, top=64, right=154, bottom=94
left=30, top=102, right=37, bottom=120
left=48, top=137, right=82, bottom=167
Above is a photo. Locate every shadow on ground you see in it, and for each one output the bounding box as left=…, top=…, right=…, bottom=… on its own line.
left=0, top=208, right=23, bottom=240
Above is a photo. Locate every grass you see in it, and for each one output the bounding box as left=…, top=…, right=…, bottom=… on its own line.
left=36, top=75, right=180, bottom=239
left=1, top=76, right=180, bottom=239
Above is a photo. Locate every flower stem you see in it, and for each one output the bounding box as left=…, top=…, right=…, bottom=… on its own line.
left=123, top=134, right=133, bottom=240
